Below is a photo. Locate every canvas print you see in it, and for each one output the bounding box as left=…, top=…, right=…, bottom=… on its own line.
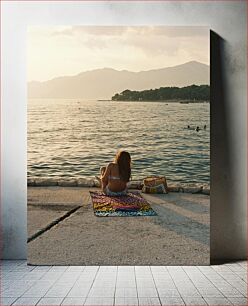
left=27, top=26, right=210, bottom=265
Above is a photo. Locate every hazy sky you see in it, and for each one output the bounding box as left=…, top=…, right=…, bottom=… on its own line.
left=28, top=26, right=209, bottom=82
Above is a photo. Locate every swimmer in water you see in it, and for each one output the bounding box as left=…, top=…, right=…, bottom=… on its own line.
left=204, top=125, right=207, bottom=129
left=196, top=126, right=200, bottom=132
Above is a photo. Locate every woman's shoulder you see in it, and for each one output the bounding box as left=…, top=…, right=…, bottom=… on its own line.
left=108, top=162, right=119, bottom=170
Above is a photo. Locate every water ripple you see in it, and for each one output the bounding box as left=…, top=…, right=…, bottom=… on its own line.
left=28, top=99, right=210, bottom=184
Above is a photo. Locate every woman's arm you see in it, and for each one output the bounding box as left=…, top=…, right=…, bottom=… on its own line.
left=101, top=163, right=112, bottom=190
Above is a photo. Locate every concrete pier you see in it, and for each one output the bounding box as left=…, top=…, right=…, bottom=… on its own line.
left=28, top=187, right=210, bottom=265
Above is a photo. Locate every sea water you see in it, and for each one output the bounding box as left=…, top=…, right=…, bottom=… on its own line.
left=28, top=99, right=210, bottom=184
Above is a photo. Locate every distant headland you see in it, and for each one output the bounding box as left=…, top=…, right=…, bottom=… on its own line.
left=111, top=84, right=210, bottom=102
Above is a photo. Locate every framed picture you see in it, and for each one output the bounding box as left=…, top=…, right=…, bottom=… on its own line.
left=27, top=26, right=210, bottom=265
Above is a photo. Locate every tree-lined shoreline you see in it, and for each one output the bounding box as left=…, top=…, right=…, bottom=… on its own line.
left=112, top=84, right=210, bottom=102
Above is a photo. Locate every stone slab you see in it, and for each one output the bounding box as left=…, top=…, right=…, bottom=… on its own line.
left=27, top=187, right=210, bottom=265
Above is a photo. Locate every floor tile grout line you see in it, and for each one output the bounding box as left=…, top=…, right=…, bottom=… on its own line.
left=166, top=267, right=186, bottom=305
left=35, top=296, right=42, bottom=306
left=59, top=264, right=86, bottom=304
left=2, top=261, right=247, bottom=306
left=113, top=266, right=118, bottom=305
left=232, top=269, right=247, bottom=282
left=212, top=268, right=247, bottom=297
left=149, top=266, right=162, bottom=306
left=19, top=268, right=64, bottom=300
left=32, top=265, right=53, bottom=274
left=8, top=297, right=19, bottom=306
left=201, top=296, right=226, bottom=306
left=237, top=261, right=248, bottom=271
left=211, top=266, right=233, bottom=273
left=134, top=266, right=139, bottom=303
left=196, top=266, right=232, bottom=298
left=226, top=296, right=247, bottom=306
left=205, top=266, right=246, bottom=287
left=11, top=276, right=44, bottom=301
left=9, top=296, right=42, bottom=306
left=182, top=266, right=207, bottom=302
left=189, top=269, right=220, bottom=293
left=83, top=266, right=100, bottom=305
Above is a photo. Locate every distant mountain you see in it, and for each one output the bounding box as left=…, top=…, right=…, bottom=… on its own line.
left=28, top=61, right=209, bottom=100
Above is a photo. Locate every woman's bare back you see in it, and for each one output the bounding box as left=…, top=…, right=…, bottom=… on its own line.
left=107, top=163, right=127, bottom=192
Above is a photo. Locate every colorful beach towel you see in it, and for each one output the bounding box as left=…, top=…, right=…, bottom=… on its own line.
left=89, top=191, right=157, bottom=217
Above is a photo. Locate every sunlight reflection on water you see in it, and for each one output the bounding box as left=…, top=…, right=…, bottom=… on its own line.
left=28, top=99, right=210, bottom=184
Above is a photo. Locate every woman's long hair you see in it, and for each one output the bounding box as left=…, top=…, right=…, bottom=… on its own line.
left=115, top=151, right=131, bottom=182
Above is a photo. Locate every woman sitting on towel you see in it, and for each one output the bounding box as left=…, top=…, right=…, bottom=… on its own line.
left=99, top=150, right=131, bottom=196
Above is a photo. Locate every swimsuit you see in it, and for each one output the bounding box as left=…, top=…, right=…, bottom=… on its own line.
left=104, top=175, right=127, bottom=196
left=104, top=185, right=128, bottom=196
left=108, top=175, right=121, bottom=180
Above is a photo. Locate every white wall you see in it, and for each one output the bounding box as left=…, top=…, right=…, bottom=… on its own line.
left=1, top=1, right=246, bottom=260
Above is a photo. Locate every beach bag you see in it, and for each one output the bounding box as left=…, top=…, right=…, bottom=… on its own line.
left=142, top=176, right=168, bottom=194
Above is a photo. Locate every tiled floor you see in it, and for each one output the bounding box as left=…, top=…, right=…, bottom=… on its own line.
left=1, top=260, right=247, bottom=305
